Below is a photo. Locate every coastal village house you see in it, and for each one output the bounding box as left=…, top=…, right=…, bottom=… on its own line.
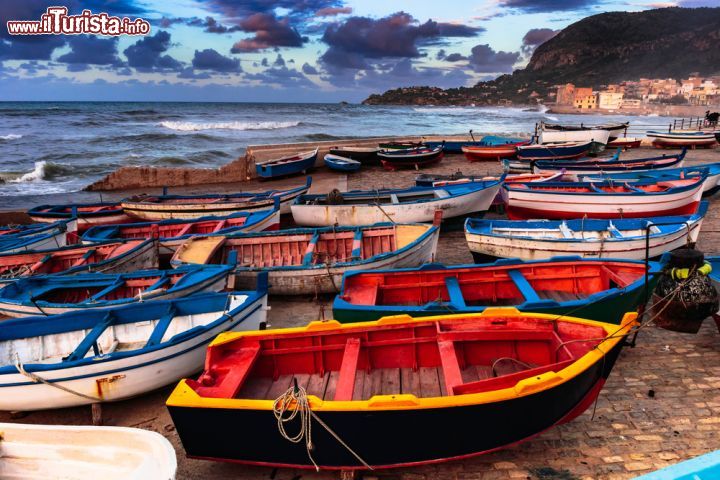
left=598, top=91, right=624, bottom=110
left=573, top=88, right=597, bottom=109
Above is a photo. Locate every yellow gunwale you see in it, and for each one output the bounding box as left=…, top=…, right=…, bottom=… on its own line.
left=166, top=308, right=637, bottom=412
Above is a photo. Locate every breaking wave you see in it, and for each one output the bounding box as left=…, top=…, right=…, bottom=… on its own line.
left=0, top=134, right=22, bottom=140
left=9, top=161, right=56, bottom=182
left=159, top=120, right=302, bottom=131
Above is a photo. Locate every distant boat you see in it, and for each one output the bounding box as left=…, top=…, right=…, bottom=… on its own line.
left=378, top=145, right=444, bottom=170
left=0, top=423, right=177, bottom=479
left=378, top=140, right=424, bottom=150
left=0, top=219, right=77, bottom=254
left=170, top=223, right=439, bottom=295
left=531, top=148, right=686, bottom=174
left=607, top=137, right=642, bottom=149
left=121, top=177, right=311, bottom=219
left=581, top=164, right=720, bottom=196
left=465, top=201, right=708, bottom=261
left=332, top=257, right=659, bottom=324
left=542, top=121, right=629, bottom=141
left=415, top=171, right=570, bottom=187
left=0, top=264, right=233, bottom=317
left=647, top=131, right=717, bottom=148
left=255, top=148, right=319, bottom=179
left=503, top=175, right=705, bottom=220
left=28, top=202, right=130, bottom=232
left=0, top=289, right=267, bottom=411
left=424, top=135, right=526, bottom=154
left=291, top=179, right=504, bottom=226
left=510, top=141, right=592, bottom=171
left=329, top=146, right=380, bottom=163
left=324, top=153, right=361, bottom=172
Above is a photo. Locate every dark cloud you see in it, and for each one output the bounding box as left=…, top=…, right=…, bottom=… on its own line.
left=467, top=44, right=520, bottom=73
left=273, top=54, right=286, bottom=67
left=436, top=49, right=446, bottom=60
left=0, top=37, right=65, bottom=61
left=498, top=0, right=598, bottom=13
left=57, top=36, right=123, bottom=67
left=177, top=67, right=212, bottom=79
left=445, top=53, right=467, bottom=62
left=521, top=28, right=558, bottom=55
left=302, top=62, right=318, bottom=74
left=261, top=58, right=269, bottom=67
left=200, top=0, right=343, bottom=19
left=123, top=31, right=183, bottom=72
left=245, top=65, right=316, bottom=88
left=231, top=13, right=307, bottom=52
left=66, top=63, right=89, bottom=72
left=315, top=6, right=352, bottom=17
left=192, top=48, right=241, bottom=72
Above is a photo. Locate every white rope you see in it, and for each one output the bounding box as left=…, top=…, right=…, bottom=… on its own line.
left=14, top=353, right=101, bottom=402
left=272, top=383, right=373, bottom=471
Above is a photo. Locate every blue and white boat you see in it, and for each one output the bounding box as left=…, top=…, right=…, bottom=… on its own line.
left=28, top=202, right=130, bottom=232
left=582, top=163, right=720, bottom=196
left=532, top=148, right=686, bottom=175
left=291, top=178, right=505, bottom=226
left=0, top=282, right=268, bottom=411
left=255, top=148, right=318, bottom=179
left=509, top=141, right=592, bottom=171
left=635, top=449, right=720, bottom=480
left=425, top=135, right=526, bottom=154
left=465, top=201, right=708, bottom=261
left=0, top=219, right=77, bottom=254
left=0, top=264, right=233, bottom=317
left=324, top=153, right=361, bottom=172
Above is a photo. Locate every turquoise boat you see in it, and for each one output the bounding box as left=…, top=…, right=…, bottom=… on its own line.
left=635, top=450, right=720, bottom=479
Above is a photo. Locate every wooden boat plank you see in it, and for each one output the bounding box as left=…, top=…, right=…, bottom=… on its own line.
left=352, top=369, right=366, bottom=401
left=306, top=372, right=330, bottom=398
left=324, top=371, right=340, bottom=400
left=418, top=366, right=441, bottom=398
left=362, top=369, right=383, bottom=400
left=400, top=367, right=421, bottom=396
left=266, top=374, right=294, bottom=400
left=381, top=368, right=401, bottom=396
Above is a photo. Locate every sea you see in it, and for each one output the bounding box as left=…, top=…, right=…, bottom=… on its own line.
left=0, top=101, right=674, bottom=205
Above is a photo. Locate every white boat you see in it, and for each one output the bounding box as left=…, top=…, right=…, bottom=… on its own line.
left=464, top=202, right=708, bottom=261
left=290, top=179, right=504, bottom=227
left=646, top=131, right=717, bottom=148
left=0, top=287, right=267, bottom=411
left=0, top=423, right=177, bottom=479
left=539, top=128, right=611, bottom=145
left=0, top=219, right=77, bottom=254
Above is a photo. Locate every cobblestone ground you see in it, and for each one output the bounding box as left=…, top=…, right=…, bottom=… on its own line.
left=2, top=146, right=719, bottom=479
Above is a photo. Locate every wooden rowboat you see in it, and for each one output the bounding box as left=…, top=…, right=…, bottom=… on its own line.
left=510, top=141, right=592, bottom=171
left=582, top=164, right=720, bottom=196
left=607, top=137, right=642, bottom=149
left=82, top=204, right=280, bottom=256
left=503, top=174, right=706, bottom=220
left=170, top=223, right=440, bottom=295
left=0, top=423, right=177, bottom=479
left=531, top=148, right=686, bottom=175
left=324, top=154, right=361, bottom=173
left=378, top=141, right=424, bottom=150
left=255, top=148, right=319, bottom=179
left=378, top=145, right=444, bottom=171
left=0, top=287, right=267, bottom=411
left=0, top=219, right=77, bottom=254
left=291, top=179, right=503, bottom=227
left=425, top=136, right=526, bottom=154
left=0, top=239, right=158, bottom=285
left=461, top=137, right=530, bottom=161
left=167, top=309, right=636, bottom=469
left=0, top=264, right=233, bottom=317
left=647, top=131, right=717, bottom=148
left=121, top=177, right=311, bottom=219
left=332, top=257, right=660, bottom=324
left=465, top=201, right=708, bottom=261
left=328, top=146, right=380, bottom=164
left=28, top=202, right=131, bottom=232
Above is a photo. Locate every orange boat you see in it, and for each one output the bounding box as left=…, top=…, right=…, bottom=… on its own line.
left=462, top=139, right=530, bottom=162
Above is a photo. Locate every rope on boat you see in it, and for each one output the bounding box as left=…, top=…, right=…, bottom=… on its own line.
left=273, top=381, right=373, bottom=471
left=14, top=353, right=101, bottom=402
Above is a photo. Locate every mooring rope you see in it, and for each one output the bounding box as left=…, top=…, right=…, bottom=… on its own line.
left=14, top=353, right=101, bottom=402
left=273, top=382, right=373, bottom=471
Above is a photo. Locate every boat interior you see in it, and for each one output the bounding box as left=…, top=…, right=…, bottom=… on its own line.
left=34, top=204, right=121, bottom=215
left=99, top=217, right=251, bottom=240
left=173, top=225, right=431, bottom=267
left=300, top=191, right=443, bottom=206
left=339, top=262, right=644, bottom=307
left=188, top=315, right=608, bottom=401
left=512, top=178, right=697, bottom=194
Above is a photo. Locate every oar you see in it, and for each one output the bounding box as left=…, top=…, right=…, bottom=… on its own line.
left=469, top=129, right=475, bottom=142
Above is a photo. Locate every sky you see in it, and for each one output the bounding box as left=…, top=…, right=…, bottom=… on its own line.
left=0, top=0, right=715, bottom=102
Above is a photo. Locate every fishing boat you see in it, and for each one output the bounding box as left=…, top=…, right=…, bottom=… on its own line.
left=635, top=449, right=720, bottom=480
left=0, top=264, right=233, bottom=317
left=324, top=154, right=361, bottom=173
left=28, top=202, right=131, bottom=232
left=378, top=140, right=424, bottom=150
left=291, top=179, right=504, bottom=226
left=0, top=239, right=158, bottom=285
left=170, top=222, right=439, bottom=295
left=531, top=148, right=686, bottom=175
left=329, top=146, right=380, bottom=163
left=510, top=141, right=592, bottom=171
left=415, top=171, right=572, bottom=187
left=425, top=135, right=527, bottom=154
left=0, top=287, right=268, bottom=411
left=333, top=257, right=659, bottom=324
left=255, top=148, right=319, bottom=179
left=0, top=423, right=177, bottom=479
left=607, top=137, right=642, bottom=149
left=121, top=177, right=311, bottom=219
left=542, top=121, right=629, bottom=141
left=0, top=219, right=77, bottom=254
left=582, top=164, right=720, bottom=196
left=167, top=308, right=636, bottom=470
left=461, top=139, right=530, bottom=162
left=378, top=145, right=444, bottom=171
left=465, top=201, right=708, bottom=261
left=647, top=131, right=717, bottom=148
left=503, top=174, right=705, bottom=220
left=82, top=204, right=280, bottom=256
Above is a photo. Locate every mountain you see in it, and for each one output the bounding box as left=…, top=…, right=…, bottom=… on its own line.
left=362, top=7, right=720, bottom=106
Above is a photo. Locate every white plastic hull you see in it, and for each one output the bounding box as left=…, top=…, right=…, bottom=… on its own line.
left=533, top=160, right=685, bottom=176
left=540, top=129, right=611, bottom=145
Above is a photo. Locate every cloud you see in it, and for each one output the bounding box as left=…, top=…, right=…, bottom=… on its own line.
left=521, top=28, right=559, bottom=55
left=467, top=44, right=520, bottom=73
left=0, top=37, right=66, bottom=60
left=192, top=48, right=241, bottom=72
left=57, top=35, right=123, bottom=67
left=177, top=67, right=212, bottom=79
left=445, top=53, right=468, bottom=62
left=302, top=62, right=318, bottom=74
left=436, top=49, right=446, bottom=60
left=245, top=65, right=317, bottom=88
left=273, top=54, right=286, bottom=67
left=315, top=6, right=352, bottom=16
left=231, top=13, right=307, bottom=52
left=123, top=31, right=183, bottom=72
left=200, top=0, right=344, bottom=19
left=498, top=0, right=598, bottom=12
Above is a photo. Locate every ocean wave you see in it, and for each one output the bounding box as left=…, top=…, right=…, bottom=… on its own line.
left=159, top=120, right=301, bottom=132
left=300, top=133, right=347, bottom=141
left=0, top=134, right=22, bottom=140
left=412, top=107, right=479, bottom=115
left=120, top=109, right=160, bottom=115
left=544, top=115, right=560, bottom=121
left=9, top=161, right=57, bottom=183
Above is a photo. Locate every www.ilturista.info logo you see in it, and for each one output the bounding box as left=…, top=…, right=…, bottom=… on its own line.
left=6, top=7, right=151, bottom=36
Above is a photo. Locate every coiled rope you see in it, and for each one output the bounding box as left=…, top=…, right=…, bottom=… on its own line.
left=272, top=381, right=372, bottom=471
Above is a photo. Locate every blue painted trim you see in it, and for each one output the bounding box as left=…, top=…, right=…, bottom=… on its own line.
left=506, top=269, right=541, bottom=303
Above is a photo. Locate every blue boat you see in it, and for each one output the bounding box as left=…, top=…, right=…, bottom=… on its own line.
left=28, top=202, right=130, bottom=231
left=0, top=219, right=77, bottom=254
left=0, top=281, right=268, bottom=411
left=324, top=153, right=361, bottom=172
left=255, top=147, right=318, bottom=179
left=582, top=163, right=720, bottom=196
left=509, top=141, right=592, bottom=171
left=635, top=449, right=720, bottom=479
left=332, top=256, right=661, bottom=324
left=0, top=264, right=233, bottom=317
left=532, top=148, right=686, bottom=174
left=425, top=135, right=526, bottom=153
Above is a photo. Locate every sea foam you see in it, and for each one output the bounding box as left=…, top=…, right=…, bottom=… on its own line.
left=0, top=134, right=22, bottom=140
left=10, top=161, right=54, bottom=183
left=159, top=120, right=301, bottom=131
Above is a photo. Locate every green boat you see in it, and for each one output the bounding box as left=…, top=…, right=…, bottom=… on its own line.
left=332, top=256, right=661, bottom=324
